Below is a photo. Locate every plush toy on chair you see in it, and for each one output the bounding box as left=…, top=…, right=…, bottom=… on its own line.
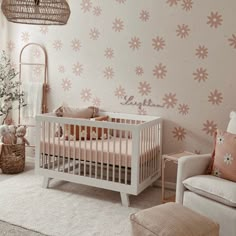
left=16, top=126, right=30, bottom=146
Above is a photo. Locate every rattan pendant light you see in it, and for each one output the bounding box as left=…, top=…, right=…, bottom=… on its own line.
left=1, top=0, right=71, bottom=25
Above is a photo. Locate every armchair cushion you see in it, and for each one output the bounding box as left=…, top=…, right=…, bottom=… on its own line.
left=183, top=175, right=236, bottom=207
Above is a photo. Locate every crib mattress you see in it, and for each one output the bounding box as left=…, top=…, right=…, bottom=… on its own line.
left=40, top=137, right=159, bottom=168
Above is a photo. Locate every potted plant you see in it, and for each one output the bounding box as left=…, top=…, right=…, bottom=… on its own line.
left=0, top=50, right=26, bottom=125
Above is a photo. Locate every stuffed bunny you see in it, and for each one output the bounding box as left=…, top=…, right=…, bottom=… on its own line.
left=0, top=125, right=12, bottom=144
left=16, top=126, right=30, bottom=145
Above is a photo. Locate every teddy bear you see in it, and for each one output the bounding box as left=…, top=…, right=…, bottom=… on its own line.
left=8, top=125, right=17, bottom=144
left=16, top=125, right=30, bottom=146
left=0, top=125, right=12, bottom=144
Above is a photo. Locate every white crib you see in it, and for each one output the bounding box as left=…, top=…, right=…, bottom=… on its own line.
left=35, top=111, right=162, bottom=206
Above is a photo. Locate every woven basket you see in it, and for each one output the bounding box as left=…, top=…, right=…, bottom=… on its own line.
left=0, top=144, right=25, bottom=174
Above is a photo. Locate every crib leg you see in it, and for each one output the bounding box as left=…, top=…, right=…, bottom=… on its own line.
left=120, top=192, right=130, bottom=207
left=42, top=177, right=51, bottom=188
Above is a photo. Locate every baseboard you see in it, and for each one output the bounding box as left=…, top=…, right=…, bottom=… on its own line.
left=154, top=180, right=176, bottom=190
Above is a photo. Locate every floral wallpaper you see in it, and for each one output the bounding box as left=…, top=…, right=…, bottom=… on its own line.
left=1, top=0, right=236, bottom=181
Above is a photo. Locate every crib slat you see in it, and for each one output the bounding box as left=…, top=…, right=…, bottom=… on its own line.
left=101, top=129, right=104, bottom=180
left=78, top=125, right=82, bottom=176
left=73, top=124, right=76, bottom=175
left=106, top=128, right=109, bottom=181
left=48, top=122, right=51, bottom=170
left=125, top=130, right=128, bottom=185
left=95, top=127, right=98, bottom=179
left=42, top=121, right=45, bottom=169
left=52, top=123, right=55, bottom=170
left=84, top=126, right=87, bottom=177
left=62, top=124, right=65, bottom=173
left=57, top=122, right=61, bottom=172
left=144, top=127, right=148, bottom=180
left=119, top=132, right=121, bottom=183
left=89, top=128, right=92, bottom=178
left=112, top=129, right=116, bottom=182
left=67, top=124, right=70, bottom=174
left=141, top=129, right=144, bottom=182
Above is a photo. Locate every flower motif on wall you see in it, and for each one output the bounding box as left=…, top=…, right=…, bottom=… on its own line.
left=33, top=66, right=42, bottom=77
left=39, top=26, right=48, bottom=34
left=92, top=97, right=101, bottom=107
left=58, top=65, right=65, bottom=73
left=138, top=108, right=147, bottom=115
left=181, top=0, right=193, bottom=11
left=112, top=18, right=124, bottom=32
left=104, top=48, right=114, bottom=59
left=138, top=81, right=151, bottom=96
left=208, top=89, right=223, bottom=105
left=129, top=37, right=141, bottom=50
left=90, top=28, right=100, bottom=40
left=207, top=12, right=223, bottom=28
left=152, top=36, right=165, bottom=51
left=153, top=63, right=167, bottom=79
left=81, top=88, right=92, bottom=102
left=228, top=34, right=236, bottom=49
left=62, top=78, right=72, bottom=91
left=195, top=45, right=208, bottom=59
left=202, top=120, right=217, bottom=136
left=81, top=0, right=92, bottom=13
left=53, top=40, right=63, bottom=50
left=32, top=48, right=41, bottom=58
left=135, top=66, right=144, bottom=76
left=178, top=103, right=189, bottom=115
left=73, top=62, right=83, bottom=76
left=172, top=127, right=186, bottom=141
left=140, top=10, right=150, bottom=22
left=93, top=6, right=102, bottom=16
left=103, top=66, right=114, bottom=79
left=7, top=40, right=15, bottom=52
left=163, top=93, right=177, bottom=108
left=176, top=24, right=190, bottom=38
left=71, top=39, right=81, bottom=52
left=115, top=85, right=126, bottom=99
left=193, top=67, right=208, bottom=82
left=166, top=0, right=180, bottom=7
left=21, top=32, right=30, bottom=43
left=115, top=0, right=126, bottom=4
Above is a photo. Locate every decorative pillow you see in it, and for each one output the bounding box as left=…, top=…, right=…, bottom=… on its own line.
left=65, top=116, right=109, bottom=140
left=55, top=106, right=99, bottom=118
left=227, top=111, right=236, bottom=134
left=211, top=129, right=236, bottom=182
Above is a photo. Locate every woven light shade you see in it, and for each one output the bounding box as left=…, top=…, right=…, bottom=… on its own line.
left=1, top=0, right=71, bottom=25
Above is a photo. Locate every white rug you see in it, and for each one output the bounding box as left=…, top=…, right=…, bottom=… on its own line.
left=0, top=171, right=169, bottom=236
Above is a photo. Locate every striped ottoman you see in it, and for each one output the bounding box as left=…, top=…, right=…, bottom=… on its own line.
left=130, top=202, right=219, bottom=236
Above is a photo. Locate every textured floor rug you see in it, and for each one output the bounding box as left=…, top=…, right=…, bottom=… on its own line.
left=0, top=171, right=170, bottom=236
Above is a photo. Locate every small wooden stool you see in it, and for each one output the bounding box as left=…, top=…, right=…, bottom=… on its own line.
left=130, top=202, right=219, bottom=236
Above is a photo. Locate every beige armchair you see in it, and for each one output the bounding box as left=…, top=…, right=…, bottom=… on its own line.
left=176, top=153, right=236, bottom=236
